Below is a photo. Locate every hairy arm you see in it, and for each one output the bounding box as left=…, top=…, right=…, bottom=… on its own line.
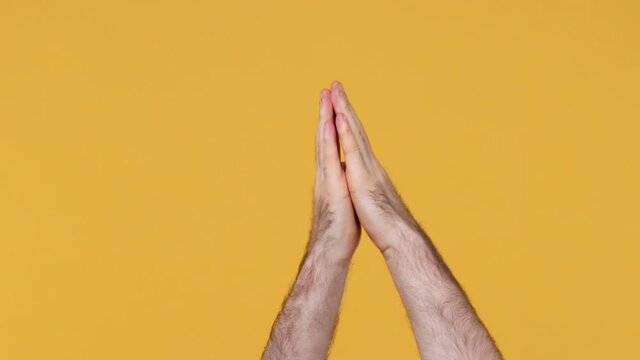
left=329, top=80, right=502, bottom=359
left=262, top=87, right=361, bottom=359
left=383, top=222, right=502, bottom=359
left=261, top=233, right=350, bottom=359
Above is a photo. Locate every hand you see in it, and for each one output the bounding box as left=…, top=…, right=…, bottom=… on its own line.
left=307, top=88, right=361, bottom=264
left=329, top=81, right=420, bottom=255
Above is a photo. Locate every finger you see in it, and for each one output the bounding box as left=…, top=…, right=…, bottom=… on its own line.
left=330, top=81, right=374, bottom=161
left=322, top=118, right=343, bottom=182
left=316, top=88, right=332, bottom=171
left=335, top=112, right=366, bottom=181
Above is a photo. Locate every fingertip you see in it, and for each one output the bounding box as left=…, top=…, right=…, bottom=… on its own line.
left=331, top=86, right=349, bottom=108
left=331, top=80, right=341, bottom=90
left=319, top=89, right=333, bottom=115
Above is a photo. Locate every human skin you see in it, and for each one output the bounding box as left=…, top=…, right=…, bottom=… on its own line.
left=262, top=81, right=503, bottom=360
left=261, top=88, right=361, bottom=360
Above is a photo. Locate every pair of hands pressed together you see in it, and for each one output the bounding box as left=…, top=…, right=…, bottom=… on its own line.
left=310, top=81, right=414, bottom=264
left=262, top=81, right=502, bottom=360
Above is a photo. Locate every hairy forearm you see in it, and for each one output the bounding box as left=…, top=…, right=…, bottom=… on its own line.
left=262, top=242, right=350, bottom=360
left=383, top=224, right=502, bottom=360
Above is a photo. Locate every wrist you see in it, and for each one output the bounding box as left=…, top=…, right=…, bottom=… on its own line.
left=305, top=239, right=353, bottom=269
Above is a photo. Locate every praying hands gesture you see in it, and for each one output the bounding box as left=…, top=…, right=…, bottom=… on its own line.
left=261, top=81, right=502, bottom=360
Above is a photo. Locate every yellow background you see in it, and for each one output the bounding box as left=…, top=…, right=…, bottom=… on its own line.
left=1, top=1, right=639, bottom=359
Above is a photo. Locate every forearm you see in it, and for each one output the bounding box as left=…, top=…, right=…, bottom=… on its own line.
left=383, top=224, right=502, bottom=360
left=262, top=243, right=350, bottom=360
